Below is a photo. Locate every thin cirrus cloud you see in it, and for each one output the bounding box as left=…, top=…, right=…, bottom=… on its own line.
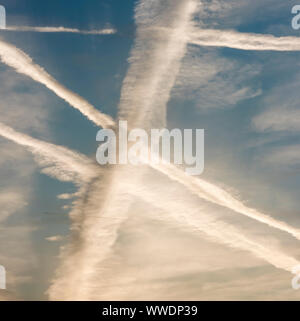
left=173, top=47, right=261, bottom=110
left=262, top=145, right=300, bottom=168
left=136, top=184, right=300, bottom=273
left=253, top=108, right=300, bottom=133
left=0, top=144, right=38, bottom=300
left=0, top=121, right=98, bottom=184
left=252, top=79, right=300, bottom=134
left=251, top=77, right=300, bottom=168
left=0, top=190, right=27, bottom=224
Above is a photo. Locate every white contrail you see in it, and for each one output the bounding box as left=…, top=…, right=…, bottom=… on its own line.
left=2, top=7, right=297, bottom=245
left=48, top=166, right=143, bottom=300
left=138, top=186, right=300, bottom=273
left=118, top=0, right=198, bottom=129
left=5, top=26, right=116, bottom=35
left=51, top=175, right=300, bottom=300
left=147, top=160, right=300, bottom=241
left=0, top=39, right=114, bottom=128
left=49, top=0, right=199, bottom=300
left=48, top=0, right=300, bottom=300
left=189, top=28, right=300, bottom=51
left=0, top=121, right=98, bottom=184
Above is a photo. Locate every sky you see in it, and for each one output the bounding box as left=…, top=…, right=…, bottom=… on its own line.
left=0, top=0, right=300, bottom=300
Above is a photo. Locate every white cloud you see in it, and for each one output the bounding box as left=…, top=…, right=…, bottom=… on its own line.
left=253, top=108, right=300, bottom=133
left=0, top=190, right=27, bottom=223
left=263, top=145, right=300, bottom=168
left=0, top=70, right=51, bottom=135
left=45, top=235, right=64, bottom=242
left=252, top=76, right=300, bottom=133
left=0, top=57, right=54, bottom=299
left=173, top=47, right=261, bottom=110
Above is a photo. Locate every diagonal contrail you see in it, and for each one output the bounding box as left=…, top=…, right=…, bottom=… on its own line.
left=137, top=185, right=300, bottom=273
left=189, top=28, right=300, bottom=51
left=51, top=175, right=300, bottom=300
left=4, top=26, right=116, bottom=35
left=6, top=0, right=293, bottom=299
left=45, top=0, right=300, bottom=299
left=49, top=0, right=199, bottom=300
left=147, top=161, right=300, bottom=241
left=0, top=121, right=98, bottom=184
left=118, top=0, right=197, bottom=129
left=0, top=39, right=114, bottom=128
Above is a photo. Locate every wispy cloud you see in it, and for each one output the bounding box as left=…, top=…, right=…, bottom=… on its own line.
left=0, top=190, right=27, bottom=223
left=173, top=46, right=261, bottom=109
left=138, top=184, right=300, bottom=272
left=252, top=76, right=300, bottom=133
left=0, top=121, right=98, bottom=183
left=262, top=145, right=300, bottom=168
left=253, top=108, right=300, bottom=133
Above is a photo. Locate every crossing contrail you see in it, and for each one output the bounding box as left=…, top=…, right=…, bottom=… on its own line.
left=138, top=185, right=300, bottom=273
left=51, top=172, right=300, bottom=300
left=49, top=0, right=199, bottom=300
left=42, top=0, right=300, bottom=300
left=147, top=161, right=300, bottom=241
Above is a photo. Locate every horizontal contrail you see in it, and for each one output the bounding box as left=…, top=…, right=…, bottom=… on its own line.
left=189, top=28, right=300, bottom=51
left=5, top=26, right=116, bottom=35
left=138, top=186, right=300, bottom=273
left=0, top=39, right=114, bottom=128
left=0, top=121, right=98, bottom=183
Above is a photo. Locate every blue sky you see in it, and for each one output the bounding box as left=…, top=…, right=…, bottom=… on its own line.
left=0, top=0, right=300, bottom=300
